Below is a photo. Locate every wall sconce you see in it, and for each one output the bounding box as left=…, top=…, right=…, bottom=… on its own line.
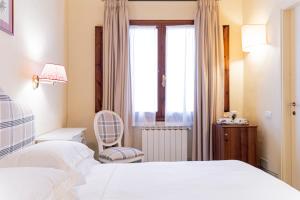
left=32, top=64, right=68, bottom=89
left=242, top=24, right=267, bottom=52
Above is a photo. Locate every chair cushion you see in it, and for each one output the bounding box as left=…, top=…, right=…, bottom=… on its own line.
left=99, top=147, right=144, bottom=162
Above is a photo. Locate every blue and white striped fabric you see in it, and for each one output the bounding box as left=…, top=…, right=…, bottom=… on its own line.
left=0, top=88, right=35, bottom=159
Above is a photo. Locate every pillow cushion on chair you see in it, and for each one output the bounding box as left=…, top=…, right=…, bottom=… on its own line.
left=99, top=147, right=144, bottom=162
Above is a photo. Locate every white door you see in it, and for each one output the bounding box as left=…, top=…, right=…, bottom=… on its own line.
left=291, top=5, right=300, bottom=190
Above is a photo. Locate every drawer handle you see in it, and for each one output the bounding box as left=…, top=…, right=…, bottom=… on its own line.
left=224, top=133, right=229, bottom=142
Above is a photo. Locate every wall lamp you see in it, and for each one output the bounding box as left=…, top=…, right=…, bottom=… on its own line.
left=32, top=64, right=68, bottom=89
left=242, top=24, right=267, bottom=53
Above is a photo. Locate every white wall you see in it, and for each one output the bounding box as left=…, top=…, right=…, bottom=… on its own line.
left=242, top=0, right=282, bottom=176
left=67, top=0, right=244, bottom=151
left=293, top=4, right=300, bottom=189
left=0, top=0, right=67, bottom=135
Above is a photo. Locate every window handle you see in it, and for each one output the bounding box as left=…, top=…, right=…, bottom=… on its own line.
left=162, top=75, right=166, bottom=88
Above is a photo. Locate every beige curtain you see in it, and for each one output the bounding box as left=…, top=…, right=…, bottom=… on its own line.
left=102, top=0, right=132, bottom=146
left=192, top=0, right=224, bottom=161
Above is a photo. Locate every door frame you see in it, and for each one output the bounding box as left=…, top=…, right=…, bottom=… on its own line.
left=281, top=0, right=300, bottom=185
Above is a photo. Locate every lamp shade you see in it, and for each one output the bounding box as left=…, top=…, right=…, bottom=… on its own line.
left=40, top=64, right=68, bottom=83
left=242, top=25, right=266, bottom=52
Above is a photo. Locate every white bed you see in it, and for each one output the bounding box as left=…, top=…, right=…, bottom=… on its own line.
left=75, top=160, right=300, bottom=200
left=1, top=88, right=300, bottom=200
left=1, top=142, right=300, bottom=200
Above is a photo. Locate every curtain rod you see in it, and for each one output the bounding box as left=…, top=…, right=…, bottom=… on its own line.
left=102, top=0, right=221, bottom=1
left=128, top=0, right=198, bottom=1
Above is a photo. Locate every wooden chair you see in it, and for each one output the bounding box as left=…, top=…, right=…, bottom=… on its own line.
left=94, top=110, right=144, bottom=163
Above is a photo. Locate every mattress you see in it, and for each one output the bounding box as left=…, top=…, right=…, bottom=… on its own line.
left=75, top=160, right=300, bottom=200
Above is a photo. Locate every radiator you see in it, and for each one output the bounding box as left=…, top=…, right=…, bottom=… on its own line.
left=142, top=127, right=188, bottom=162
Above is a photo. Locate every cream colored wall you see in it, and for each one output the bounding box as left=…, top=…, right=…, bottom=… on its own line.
left=219, top=0, right=244, bottom=116
left=0, top=0, right=67, bottom=135
left=243, top=0, right=282, bottom=176
left=67, top=0, right=244, bottom=151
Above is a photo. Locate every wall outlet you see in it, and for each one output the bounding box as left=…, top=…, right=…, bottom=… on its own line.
left=264, top=111, right=272, bottom=119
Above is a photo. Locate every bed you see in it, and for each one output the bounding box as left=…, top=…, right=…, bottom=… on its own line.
left=0, top=88, right=300, bottom=200
left=76, top=161, right=300, bottom=200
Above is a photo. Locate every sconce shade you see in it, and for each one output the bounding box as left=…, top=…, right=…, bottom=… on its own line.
left=40, top=64, right=68, bottom=83
left=242, top=25, right=266, bottom=52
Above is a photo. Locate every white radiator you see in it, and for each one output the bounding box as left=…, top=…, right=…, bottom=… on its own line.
left=142, top=127, right=188, bottom=162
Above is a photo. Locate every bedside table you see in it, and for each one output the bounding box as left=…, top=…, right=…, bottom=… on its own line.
left=35, top=128, right=87, bottom=144
left=213, top=124, right=257, bottom=167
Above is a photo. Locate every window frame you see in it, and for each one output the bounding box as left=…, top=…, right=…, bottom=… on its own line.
left=223, top=25, right=230, bottom=112
left=130, top=20, right=195, bottom=121
left=95, top=23, right=230, bottom=119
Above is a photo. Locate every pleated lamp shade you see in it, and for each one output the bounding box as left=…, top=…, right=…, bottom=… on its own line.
left=40, top=64, right=68, bottom=83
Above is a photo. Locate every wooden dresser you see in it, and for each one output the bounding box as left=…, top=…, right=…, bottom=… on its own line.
left=213, top=124, right=258, bottom=167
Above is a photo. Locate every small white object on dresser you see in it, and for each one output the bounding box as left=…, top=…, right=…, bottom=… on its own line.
left=35, top=128, right=87, bottom=144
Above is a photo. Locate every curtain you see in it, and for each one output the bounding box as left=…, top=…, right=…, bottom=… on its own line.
left=102, top=0, right=132, bottom=146
left=165, top=26, right=196, bottom=127
left=129, top=26, right=158, bottom=127
left=193, top=0, right=224, bottom=161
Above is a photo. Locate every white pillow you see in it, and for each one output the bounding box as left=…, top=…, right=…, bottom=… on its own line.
left=0, top=167, right=77, bottom=200
left=0, top=141, right=95, bottom=184
left=76, top=157, right=99, bottom=176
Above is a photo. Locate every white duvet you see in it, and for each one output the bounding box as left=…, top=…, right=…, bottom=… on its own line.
left=76, top=160, right=300, bottom=200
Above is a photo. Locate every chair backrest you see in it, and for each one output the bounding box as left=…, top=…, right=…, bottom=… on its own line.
left=94, top=110, right=124, bottom=148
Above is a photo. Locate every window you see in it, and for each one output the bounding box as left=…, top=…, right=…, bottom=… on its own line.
left=130, top=26, right=158, bottom=126
left=95, top=24, right=230, bottom=119
left=165, top=26, right=195, bottom=126
left=129, top=20, right=195, bottom=126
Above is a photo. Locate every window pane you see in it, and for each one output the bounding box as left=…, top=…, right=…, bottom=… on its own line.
left=130, top=26, right=158, bottom=126
left=165, top=25, right=195, bottom=126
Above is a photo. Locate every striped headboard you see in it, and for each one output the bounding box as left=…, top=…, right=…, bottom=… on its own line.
left=0, top=88, right=35, bottom=159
